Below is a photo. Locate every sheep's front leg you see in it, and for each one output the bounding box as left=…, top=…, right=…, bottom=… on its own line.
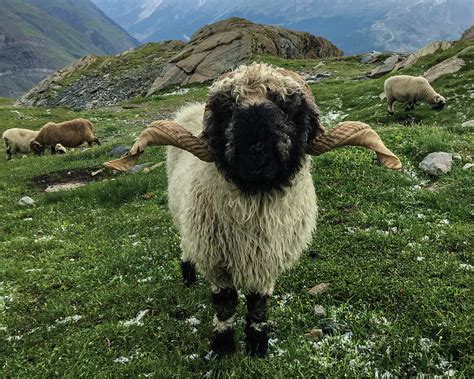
left=211, top=287, right=238, bottom=356
left=180, top=260, right=196, bottom=286
left=245, top=292, right=269, bottom=357
left=387, top=96, right=395, bottom=115
left=6, top=145, right=12, bottom=160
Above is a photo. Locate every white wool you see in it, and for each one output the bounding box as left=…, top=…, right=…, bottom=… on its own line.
left=2, top=128, right=38, bottom=158
left=167, top=103, right=317, bottom=294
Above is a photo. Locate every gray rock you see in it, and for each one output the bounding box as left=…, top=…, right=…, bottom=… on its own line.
left=18, top=196, right=35, bottom=207
left=419, top=152, right=453, bottom=176
left=108, top=146, right=130, bottom=156
left=463, top=163, right=474, bottom=170
left=369, top=63, right=397, bottom=78
left=126, top=163, right=153, bottom=173
left=423, top=56, right=466, bottom=83
left=314, top=305, right=327, bottom=318
left=360, top=51, right=382, bottom=64
left=384, top=54, right=400, bottom=66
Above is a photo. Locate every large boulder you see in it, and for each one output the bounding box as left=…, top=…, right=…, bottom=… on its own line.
left=146, top=18, right=343, bottom=96
left=423, top=46, right=473, bottom=82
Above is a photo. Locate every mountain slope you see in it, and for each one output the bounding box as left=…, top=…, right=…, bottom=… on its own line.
left=0, top=0, right=138, bottom=98
left=92, top=0, right=473, bottom=54
left=18, top=18, right=342, bottom=108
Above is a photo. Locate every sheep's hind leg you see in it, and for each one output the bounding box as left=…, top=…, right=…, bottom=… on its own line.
left=211, top=287, right=238, bottom=356
left=181, top=260, right=197, bottom=286
left=245, top=292, right=269, bottom=357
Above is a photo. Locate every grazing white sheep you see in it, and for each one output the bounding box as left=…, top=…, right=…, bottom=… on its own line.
left=2, top=128, right=38, bottom=160
left=105, top=63, right=401, bottom=357
left=29, top=118, right=100, bottom=155
left=384, top=75, right=446, bottom=114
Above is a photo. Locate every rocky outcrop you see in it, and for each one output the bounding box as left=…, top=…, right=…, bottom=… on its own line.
left=17, top=41, right=185, bottom=109
left=393, top=41, right=452, bottom=72
left=422, top=46, right=473, bottom=82
left=460, top=25, right=474, bottom=41
left=146, top=18, right=343, bottom=96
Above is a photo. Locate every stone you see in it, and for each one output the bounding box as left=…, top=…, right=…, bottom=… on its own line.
left=308, top=282, right=330, bottom=296
left=45, top=183, right=86, bottom=192
left=313, top=305, right=327, bottom=318
left=108, top=146, right=130, bottom=157
left=18, top=196, right=35, bottom=207
left=419, top=152, right=453, bottom=176
left=393, top=41, right=452, bottom=71
left=304, top=329, right=324, bottom=342
left=383, top=54, right=400, bottom=66
left=463, top=163, right=474, bottom=171
left=360, top=51, right=382, bottom=64
left=126, top=163, right=154, bottom=173
left=423, top=57, right=465, bottom=83
left=369, top=63, right=397, bottom=78
left=461, top=120, right=474, bottom=127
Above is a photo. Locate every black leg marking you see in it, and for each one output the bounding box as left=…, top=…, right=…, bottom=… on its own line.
left=211, top=287, right=238, bottom=356
left=181, top=260, right=197, bottom=287
left=245, top=292, right=269, bottom=357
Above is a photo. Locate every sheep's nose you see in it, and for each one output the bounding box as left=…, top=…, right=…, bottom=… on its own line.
left=248, top=143, right=266, bottom=169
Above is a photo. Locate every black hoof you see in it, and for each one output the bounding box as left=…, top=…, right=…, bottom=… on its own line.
left=181, top=261, right=197, bottom=286
left=211, top=329, right=236, bottom=357
left=246, top=328, right=268, bottom=357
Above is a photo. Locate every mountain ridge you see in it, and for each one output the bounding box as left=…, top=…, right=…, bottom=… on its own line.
left=0, top=0, right=138, bottom=98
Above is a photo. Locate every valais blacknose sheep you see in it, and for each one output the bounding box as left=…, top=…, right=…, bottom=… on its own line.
left=2, top=128, right=38, bottom=160
left=384, top=75, right=446, bottom=114
left=106, top=63, right=401, bottom=357
left=30, top=118, right=100, bottom=155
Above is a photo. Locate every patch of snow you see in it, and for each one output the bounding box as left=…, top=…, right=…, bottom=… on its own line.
left=162, top=88, right=191, bottom=97
left=416, top=256, right=425, bottom=261
left=186, top=317, right=201, bottom=326
left=119, top=309, right=149, bottom=327
left=137, top=276, right=153, bottom=283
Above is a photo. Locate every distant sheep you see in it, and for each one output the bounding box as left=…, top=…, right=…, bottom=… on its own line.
left=2, top=128, right=39, bottom=160
left=106, top=63, right=402, bottom=358
left=384, top=75, right=446, bottom=114
left=30, top=118, right=100, bottom=155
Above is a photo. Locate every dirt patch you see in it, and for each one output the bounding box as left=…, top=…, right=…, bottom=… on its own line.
left=31, top=167, right=113, bottom=191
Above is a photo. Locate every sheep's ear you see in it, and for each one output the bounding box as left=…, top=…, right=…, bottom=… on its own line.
left=307, top=121, right=402, bottom=170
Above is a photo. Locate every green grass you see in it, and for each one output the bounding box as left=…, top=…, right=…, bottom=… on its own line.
left=1, top=42, right=473, bottom=377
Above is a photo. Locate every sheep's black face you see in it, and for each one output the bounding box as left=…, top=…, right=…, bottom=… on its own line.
left=30, top=141, right=44, bottom=155
left=204, top=91, right=321, bottom=194
left=431, top=95, right=446, bottom=110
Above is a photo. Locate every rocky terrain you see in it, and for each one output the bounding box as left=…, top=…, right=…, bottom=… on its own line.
left=147, top=18, right=343, bottom=96
left=18, top=41, right=184, bottom=110
left=0, top=0, right=138, bottom=98
left=19, top=18, right=342, bottom=108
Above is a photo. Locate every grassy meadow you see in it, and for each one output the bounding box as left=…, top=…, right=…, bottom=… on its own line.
left=1, top=42, right=473, bottom=377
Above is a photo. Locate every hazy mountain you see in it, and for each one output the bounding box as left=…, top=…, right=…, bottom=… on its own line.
left=92, top=0, right=473, bottom=54
left=0, top=0, right=138, bottom=98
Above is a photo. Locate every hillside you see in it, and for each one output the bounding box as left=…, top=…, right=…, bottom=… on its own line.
left=92, top=0, right=473, bottom=54
left=0, top=0, right=138, bottom=98
left=19, top=18, right=342, bottom=109
left=1, top=34, right=473, bottom=377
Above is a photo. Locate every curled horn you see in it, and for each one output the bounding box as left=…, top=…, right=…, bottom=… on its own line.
left=307, top=121, right=402, bottom=170
left=104, top=120, right=214, bottom=171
